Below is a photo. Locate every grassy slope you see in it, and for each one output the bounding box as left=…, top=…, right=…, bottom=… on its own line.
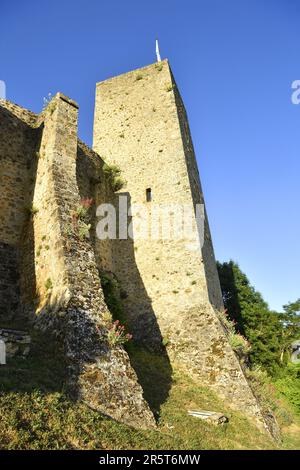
left=0, top=332, right=299, bottom=450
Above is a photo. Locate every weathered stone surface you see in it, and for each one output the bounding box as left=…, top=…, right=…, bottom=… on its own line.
left=0, top=62, right=276, bottom=436
left=29, top=94, right=155, bottom=429
left=188, top=410, right=229, bottom=425
left=0, top=243, right=21, bottom=322
left=0, top=328, right=31, bottom=358
left=92, top=60, right=269, bottom=433
left=0, top=100, right=37, bottom=246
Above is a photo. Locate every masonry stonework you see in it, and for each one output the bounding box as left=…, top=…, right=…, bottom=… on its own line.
left=0, top=94, right=155, bottom=429
left=0, top=60, right=273, bottom=434
left=93, top=60, right=268, bottom=431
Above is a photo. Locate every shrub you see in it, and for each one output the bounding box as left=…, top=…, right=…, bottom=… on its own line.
left=229, top=332, right=251, bottom=354
left=25, top=205, right=39, bottom=216
left=275, top=365, right=300, bottom=415
left=103, top=163, right=126, bottom=192
left=78, top=221, right=91, bottom=241
left=217, top=309, right=251, bottom=355
left=162, top=336, right=170, bottom=347
left=112, top=176, right=126, bottom=192
left=75, top=198, right=94, bottom=220
left=217, top=308, right=236, bottom=334
left=100, top=273, right=126, bottom=325
left=45, top=278, right=53, bottom=291
left=107, top=320, right=132, bottom=347
left=70, top=198, right=94, bottom=240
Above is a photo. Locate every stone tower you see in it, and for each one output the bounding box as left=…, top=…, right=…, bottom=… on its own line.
left=93, top=60, right=268, bottom=430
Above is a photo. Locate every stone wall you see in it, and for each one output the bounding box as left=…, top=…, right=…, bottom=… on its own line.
left=0, top=101, right=37, bottom=246
left=27, top=94, right=154, bottom=429
left=0, top=94, right=155, bottom=429
left=0, top=242, right=21, bottom=323
left=0, top=328, right=31, bottom=358
left=93, top=60, right=268, bottom=432
left=93, top=60, right=224, bottom=344
left=0, top=101, right=38, bottom=322
left=0, top=64, right=273, bottom=434
left=76, top=140, right=115, bottom=273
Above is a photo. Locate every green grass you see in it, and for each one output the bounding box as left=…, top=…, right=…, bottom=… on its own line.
left=0, top=331, right=299, bottom=450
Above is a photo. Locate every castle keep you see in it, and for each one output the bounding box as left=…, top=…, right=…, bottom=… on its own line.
left=0, top=60, right=268, bottom=432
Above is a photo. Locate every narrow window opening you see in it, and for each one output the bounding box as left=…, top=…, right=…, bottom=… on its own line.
left=146, top=188, right=152, bottom=202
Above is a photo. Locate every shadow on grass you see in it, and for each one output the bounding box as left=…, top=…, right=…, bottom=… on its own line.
left=0, top=328, right=66, bottom=394
left=126, top=342, right=173, bottom=420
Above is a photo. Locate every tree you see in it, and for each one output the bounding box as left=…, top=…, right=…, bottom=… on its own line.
left=217, top=260, right=282, bottom=374
left=279, top=299, right=300, bottom=363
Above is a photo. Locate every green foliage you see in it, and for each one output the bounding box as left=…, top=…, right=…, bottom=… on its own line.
left=107, top=320, right=132, bottom=347
left=100, top=273, right=133, bottom=347
left=78, top=221, right=91, bottom=241
left=217, top=261, right=283, bottom=374
left=217, top=308, right=250, bottom=355
left=44, top=278, right=53, bottom=291
left=102, top=163, right=126, bottom=192
left=0, top=333, right=280, bottom=450
left=75, top=198, right=94, bottom=221
left=166, top=83, right=174, bottom=92
left=245, top=365, right=295, bottom=428
left=228, top=332, right=251, bottom=355
left=71, top=198, right=94, bottom=240
left=217, top=259, right=300, bottom=439
left=274, top=365, right=300, bottom=415
left=112, top=176, right=126, bottom=192
left=100, top=273, right=127, bottom=327
left=76, top=205, right=88, bottom=220
left=278, top=300, right=300, bottom=361
left=25, top=205, right=39, bottom=216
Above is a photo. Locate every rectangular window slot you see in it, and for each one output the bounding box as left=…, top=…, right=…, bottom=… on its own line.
left=146, top=188, right=152, bottom=202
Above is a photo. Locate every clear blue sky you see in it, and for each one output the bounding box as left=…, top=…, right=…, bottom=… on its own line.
left=1, top=0, right=299, bottom=311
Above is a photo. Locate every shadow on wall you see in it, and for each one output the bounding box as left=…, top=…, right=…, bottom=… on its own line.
left=0, top=105, right=40, bottom=326
left=0, top=327, right=67, bottom=395
left=0, top=242, right=21, bottom=325
left=110, top=191, right=173, bottom=418
left=0, top=132, right=173, bottom=424
left=75, top=148, right=174, bottom=418
left=19, top=123, right=44, bottom=322
left=0, top=107, right=67, bottom=401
